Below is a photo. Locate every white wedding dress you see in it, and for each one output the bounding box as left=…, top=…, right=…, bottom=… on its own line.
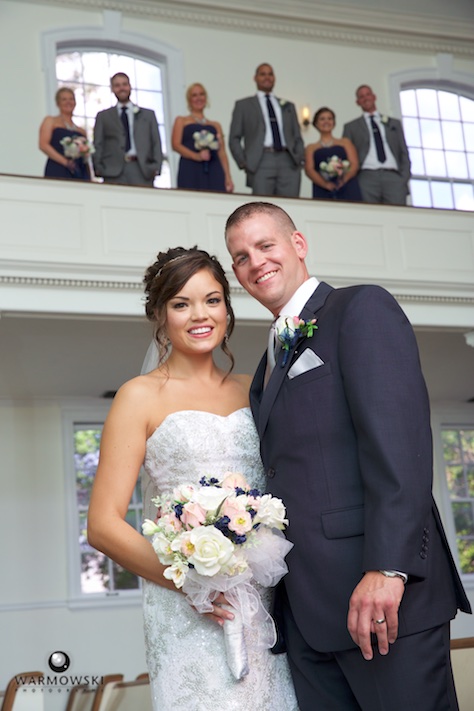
left=142, top=407, right=298, bottom=711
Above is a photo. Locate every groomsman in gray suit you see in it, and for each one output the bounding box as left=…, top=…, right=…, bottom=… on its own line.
left=93, top=72, right=163, bottom=187
left=229, top=63, right=304, bottom=197
left=343, top=85, right=411, bottom=205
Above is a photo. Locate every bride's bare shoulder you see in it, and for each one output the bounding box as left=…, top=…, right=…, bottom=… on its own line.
left=229, top=373, right=253, bottom=391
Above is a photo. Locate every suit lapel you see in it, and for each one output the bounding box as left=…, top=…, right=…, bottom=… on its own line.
left=256, top=282, right=333, bottom=437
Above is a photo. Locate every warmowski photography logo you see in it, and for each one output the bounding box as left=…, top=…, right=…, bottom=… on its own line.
left=14, top=651, right=103, bottom=692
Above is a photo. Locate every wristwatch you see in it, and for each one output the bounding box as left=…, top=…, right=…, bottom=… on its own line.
left=379, top=570, right=408, bottom=584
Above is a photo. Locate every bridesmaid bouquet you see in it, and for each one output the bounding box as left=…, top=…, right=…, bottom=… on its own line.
left=60, top=135, right=95, bottom=161
left=142, top=473, right=293, bottom=680
left=319, top=154, right=350, bottom=181
left=193, top=129, right=219, bottom=151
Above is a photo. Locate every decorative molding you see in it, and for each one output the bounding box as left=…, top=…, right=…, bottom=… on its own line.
left=22, top=0, right=474, bottom=56
left=1, top=273, right=473, bottom=308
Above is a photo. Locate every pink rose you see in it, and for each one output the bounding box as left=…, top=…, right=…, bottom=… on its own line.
left=221, top=496, right=247, bottom=519
left=181, top=501, right=206, bottom=529
left=228, top=510, right=253, bottom=535
left=160, top=512, right=183, bottom=533
left=220, top=472, right=249, bottom=490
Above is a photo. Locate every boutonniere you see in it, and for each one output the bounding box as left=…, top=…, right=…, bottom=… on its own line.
left=380, top=115, right=389, bottom=124
left=275, top=316, right=318, bottom=366
left=279, top=99, right=287, bottom=107
left=133, top=106, right=140, bottom=115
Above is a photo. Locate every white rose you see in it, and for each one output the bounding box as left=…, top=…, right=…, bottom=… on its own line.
left=188, top=526, right=234, bottom=576
left=254, top=494, right=288, bottom=530
left=142, top=518, right=160, bottom=536
left=152, top=532, right=175, bottom=564
left=193, top=485, right=228, bottom=512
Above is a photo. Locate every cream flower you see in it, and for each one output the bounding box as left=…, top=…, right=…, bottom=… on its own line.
left=193, top=485, right=228, bottom=512
left=163, top=559, right=188, bottom=588
left=254, top=494, right=288, bottom=530
left=142, top=518, right=160, bottom=536
left=188, top=526, right=234, bottom=576
left=152, top=532, right=175, bottom=564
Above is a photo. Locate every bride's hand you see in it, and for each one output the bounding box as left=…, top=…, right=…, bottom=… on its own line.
left=204, top=592, right=235, bottom=626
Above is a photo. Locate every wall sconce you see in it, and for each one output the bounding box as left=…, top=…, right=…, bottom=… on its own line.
left=301, top=106, right=311, bottom=129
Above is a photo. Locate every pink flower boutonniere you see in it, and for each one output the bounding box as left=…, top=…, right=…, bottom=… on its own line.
left=275, top=316, right=318, bottom=366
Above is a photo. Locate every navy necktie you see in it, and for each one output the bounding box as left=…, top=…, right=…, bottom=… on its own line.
left=265, top=94, right=282, bottom=151
left=121, top=106, right=131, bottom=152
left=370, top=115, right=386, bottom=163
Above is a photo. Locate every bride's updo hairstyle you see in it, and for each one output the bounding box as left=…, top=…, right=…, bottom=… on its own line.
left=144, top=246, right=235, bottom=372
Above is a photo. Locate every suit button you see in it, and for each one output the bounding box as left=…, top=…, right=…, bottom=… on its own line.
left=267, top=468, right=276, bottom=479
left=420, top=551, right=427, bottom=559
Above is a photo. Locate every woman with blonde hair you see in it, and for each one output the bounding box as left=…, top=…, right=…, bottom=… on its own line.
left=172, top=83, right=234, bottom=192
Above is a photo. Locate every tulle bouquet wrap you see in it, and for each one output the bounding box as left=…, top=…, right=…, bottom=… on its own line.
left=142, top=472, right=293, bottom=680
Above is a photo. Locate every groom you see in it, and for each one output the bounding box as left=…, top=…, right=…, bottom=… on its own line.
left=225, top=201, right=471, bottom=710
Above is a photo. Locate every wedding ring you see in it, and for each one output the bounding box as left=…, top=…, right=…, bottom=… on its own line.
left=375, top=618, right=386, bottom=625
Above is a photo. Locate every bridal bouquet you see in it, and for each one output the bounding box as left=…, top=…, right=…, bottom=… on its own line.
left=319, top=154, right=350, bottom=181
left=193, top=129, right=219, bottom=151
left=60, top=135, right=95, bottom=161
left=142, top=472, right=293, bottom=679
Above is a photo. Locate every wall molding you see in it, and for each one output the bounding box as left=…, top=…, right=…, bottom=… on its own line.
left=24, top=0, right=474, bottom=56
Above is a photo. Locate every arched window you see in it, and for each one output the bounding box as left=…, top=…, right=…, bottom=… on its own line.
left=400, top=87, right=474, bottom=211
left=390, top=56, right=474, bottom=211
left=41, top=12, right=185, bottom=187
left=56, top=49, right=171, bottom=188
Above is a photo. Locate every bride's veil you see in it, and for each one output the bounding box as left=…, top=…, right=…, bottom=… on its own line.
left=140, top=340, right=160, bottom=520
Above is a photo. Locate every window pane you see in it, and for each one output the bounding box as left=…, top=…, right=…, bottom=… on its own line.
left=460, top=97, right=474, bottom=123
left=453, top=183, right=474, bottom=211
left=400, top=89, right=417, bottom=116
left=424, top=149, right=446, bottom=177
left=445, top=151, right=468, bottom=179
left=442, top=121, right=464, bottom=151
left=438, top=91, right=460, bottom=120
left=464, top=123, right=474, bottom=152
left=410, top=179, right=432, bottom=207
left=431, top=181, right=453, bottom=209
left=420, top=119, right=442, bottom=149
left=408, top=147, right=425, bottom=175
left=403, top=117, right=421, bottom=147
left=417, top=89, right=439, bottom=119
left=135, top=59, right=162, bottom=90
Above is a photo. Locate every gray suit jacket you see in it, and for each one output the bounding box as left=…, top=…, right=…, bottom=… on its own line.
left=343, top=115, right=411, bottom=192
left=229, top=96, right=304, bottom=180
left=93, top=106, right=163, bottom=181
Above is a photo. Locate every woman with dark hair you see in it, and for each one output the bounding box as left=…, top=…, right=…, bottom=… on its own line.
left=39, top=87, right=92, bottom=180
left=305, top=107, right=362, bottom=201
left=172, top=83, right=234, bottom=192
left=88, top=247, right=297, bottom=710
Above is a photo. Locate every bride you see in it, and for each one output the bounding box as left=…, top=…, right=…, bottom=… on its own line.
left=87, top=246, right=297, bottom=710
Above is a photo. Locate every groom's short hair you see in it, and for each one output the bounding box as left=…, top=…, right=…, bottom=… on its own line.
left=225, top=202, right=296, bottom=241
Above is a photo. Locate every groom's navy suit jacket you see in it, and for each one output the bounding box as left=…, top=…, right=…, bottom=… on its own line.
left=250, top=282, right=470, bottom=653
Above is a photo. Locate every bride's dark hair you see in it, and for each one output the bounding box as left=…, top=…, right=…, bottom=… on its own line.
left=143, top=246, right=235, bottom=372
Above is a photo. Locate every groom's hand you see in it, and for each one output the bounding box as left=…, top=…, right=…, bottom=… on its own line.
left=347, top=571, right=405, bottom=661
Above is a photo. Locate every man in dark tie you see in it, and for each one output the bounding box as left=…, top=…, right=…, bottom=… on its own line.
left=343, top=85, right=411, bottom=204
left=229, top=63, right=304, bottom=197
left=93, top=72, right=163, bottom=187
left=225, top=200, right=470, bottom=711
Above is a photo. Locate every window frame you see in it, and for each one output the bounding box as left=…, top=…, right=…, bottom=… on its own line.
left=62, top=402, right=143, bottom=608
left=40, top=9, right=185, bottom=186
left=432, top=404, right=474, bottom=589
left=389, top=54, right=474, bottom=211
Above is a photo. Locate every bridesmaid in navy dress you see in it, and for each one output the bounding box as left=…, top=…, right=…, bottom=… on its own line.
left=305, top=107, right=361, bottom=201
left=39, top=87, right=91, bottom=181
left=172, top=83, right=234, bottom=192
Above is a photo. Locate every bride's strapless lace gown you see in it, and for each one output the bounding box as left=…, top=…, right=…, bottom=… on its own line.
left=142, top=408, right=298, bottom=711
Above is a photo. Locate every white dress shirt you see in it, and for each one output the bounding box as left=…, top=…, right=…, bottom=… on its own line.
left=361, top=111, right=398, bottom=171
left=280, top=277, right=319, bottom=318
left=257, top=91, right=287, bottom=149
left=117, top=101, right=137, bottom=156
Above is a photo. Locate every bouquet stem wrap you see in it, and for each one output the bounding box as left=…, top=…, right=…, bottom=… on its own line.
left=183, top=528, right=293, bottom=680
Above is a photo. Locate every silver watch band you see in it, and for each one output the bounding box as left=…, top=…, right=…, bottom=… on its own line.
left=379, top=569, right=408, bottom=584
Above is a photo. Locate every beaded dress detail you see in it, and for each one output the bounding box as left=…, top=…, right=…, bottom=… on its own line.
left=142, top=408, right=298, bottom=711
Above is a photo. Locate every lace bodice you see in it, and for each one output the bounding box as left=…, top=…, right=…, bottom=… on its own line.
left=141, top=408, right=298, bottom=711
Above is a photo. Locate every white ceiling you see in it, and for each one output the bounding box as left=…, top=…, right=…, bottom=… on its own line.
left=1, top=314, right=473, bottom=404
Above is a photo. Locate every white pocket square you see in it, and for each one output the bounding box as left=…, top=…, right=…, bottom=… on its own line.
left=288, top=349, right=324, bottom=379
